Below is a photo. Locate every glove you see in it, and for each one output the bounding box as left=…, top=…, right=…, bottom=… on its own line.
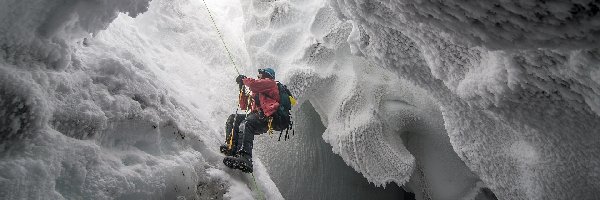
left=236, top=75, right=246, bottom=85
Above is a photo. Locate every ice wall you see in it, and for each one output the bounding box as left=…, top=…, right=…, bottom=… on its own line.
left=240, top=0, right=416, bottom=198
left=0, top=0, right=150, bottom=70
left=324, top=0, right=600, bottom=199
left=255, top=102, right=406, bottom=199
left=241, top=0, right=600, bottom=199
left=0, top=0, right=282, bottom=199
left=241, top=0, right=491, bottom=199
left=3, top=0, right=599, bottom=199
left=238, top=0, right=494, bottom=199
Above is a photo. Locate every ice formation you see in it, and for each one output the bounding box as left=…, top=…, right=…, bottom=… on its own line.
left=0, top=0, right=281, bottom=199
left=242, top=0, right=488, bottom=199
left=2, top=0, right=600, bottom=199
left=323, top=0, right=600, bottom=199
left=244, top=0, right=600, bottom=199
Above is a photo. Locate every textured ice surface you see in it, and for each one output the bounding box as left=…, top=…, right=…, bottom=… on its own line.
left=327, top=0, right=600, bottom=199
left=242, top=0, right=600, bottom=199
left=2, top=0, right=599, bottom=199
left=255, top=102, right=404, bottom=199
left=0, top=0, right=150, bottom=70
left=241, top=0, right=491, bottom=199
left=240, top=0, right=409, bottom=198
left=0, top=0, right=280, bottom=199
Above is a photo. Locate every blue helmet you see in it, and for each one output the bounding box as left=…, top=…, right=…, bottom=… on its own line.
left=258, top=68, right=275, bottom=79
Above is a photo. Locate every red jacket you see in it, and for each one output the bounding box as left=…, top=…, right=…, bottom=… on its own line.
left=239, top=77, right=280, bottom=117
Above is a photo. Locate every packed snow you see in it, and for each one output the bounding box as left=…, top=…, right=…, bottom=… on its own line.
left=1, top=0, right=600, bottom=200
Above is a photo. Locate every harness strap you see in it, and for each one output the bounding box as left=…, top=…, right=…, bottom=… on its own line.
left=227, top=122, right=235, bottom=150
left=278, top=130, right=283, bottom=141
left=285, top=129, right=289, bottom=141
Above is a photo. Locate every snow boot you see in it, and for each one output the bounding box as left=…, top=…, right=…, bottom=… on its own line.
left=223, top=154, right=253, bottom=173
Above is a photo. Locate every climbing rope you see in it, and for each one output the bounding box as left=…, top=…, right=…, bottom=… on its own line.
left=202, top=0, right=251, bottom=152
left=201, top=0, right=240, bottom=75
left=251, top=173, right=265, bottom=200
left=200, top=9, right=267, bottom=200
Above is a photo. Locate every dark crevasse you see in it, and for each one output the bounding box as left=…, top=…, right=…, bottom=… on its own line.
left=254, top=101, right=412, bottom=200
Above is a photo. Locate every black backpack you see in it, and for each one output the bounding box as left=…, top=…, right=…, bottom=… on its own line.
left=273, top=81, right=295, bottom=140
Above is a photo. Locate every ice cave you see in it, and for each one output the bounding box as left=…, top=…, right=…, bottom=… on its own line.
left=1, top=0, right=599, bottom=199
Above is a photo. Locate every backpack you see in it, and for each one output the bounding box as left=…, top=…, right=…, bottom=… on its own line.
left=273, top=81, right=296, bottom=140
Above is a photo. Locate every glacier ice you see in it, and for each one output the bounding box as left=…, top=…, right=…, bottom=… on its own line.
left=242, top=0, right=600, bottom=199
left=0, top=0, right=279, bottom=199
left=325, top=0, right=600, bottom=199
left=255, top=102, right=405, bottom=200
left=1, top=0, right=600, bottom=199
left=241, top=0, right=488, bottom=199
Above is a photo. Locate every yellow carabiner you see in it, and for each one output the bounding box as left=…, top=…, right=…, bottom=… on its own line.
left=267, top=117, right=274, bottom=137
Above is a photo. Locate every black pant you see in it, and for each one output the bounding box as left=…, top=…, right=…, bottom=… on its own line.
left=226, top=112, right=268, bottom=158
left=225, top=114, right=246, bottom=153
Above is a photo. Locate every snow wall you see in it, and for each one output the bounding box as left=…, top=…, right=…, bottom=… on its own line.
left=255, top=102, right=406, bottom=200
left=0, top=0, right=401, bottom=199
left=1, top=0, right=600, bottom=200
left=0, top=0, right=284, bottom=199
left=243, top=0, right=600, bottom=199
left=310, top=0, right=600, bottom=199
left=242, top=0, right=488, bottom=199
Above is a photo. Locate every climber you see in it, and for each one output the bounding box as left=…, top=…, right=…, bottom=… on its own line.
left=221, top=68, right=280, bottom=173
